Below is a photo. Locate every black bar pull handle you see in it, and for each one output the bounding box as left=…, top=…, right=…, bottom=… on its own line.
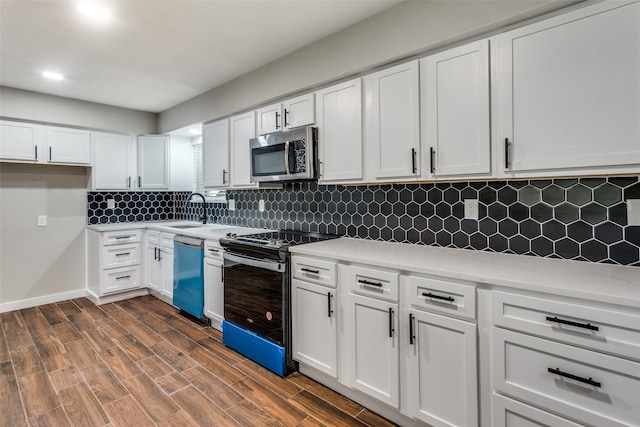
left=388, top=308, right=395, bottom=338
left=154, top=247, right=158, bottom=261
left=49, top=146, right=52, bottom=162
left=35, top=145, right=38, bottom=160
left=504, top=138, right=510, bottom=169
left=359, top=279, right=383, bottom=288
left=327, top=292, right=333, bottom=318
left=115, top=252, right=131, bottom=257
left=284, top=109, right=289, bottom=127
left=138, top=176, right=142, bottom=187
left=115, top=275, right=131, bottom=280
left=301, top=267, right=320, bottom=274
left=128, top=176, right=131, bottom=188
left=548, top=367, right=601, bottom=388
left=409, top=313, right=415, bottom=345
left=275, top=111, right=280, bottom=129
left=546, top=316, right=599, bottom=331
left=430, top=147, right=435, bottom=174
left=157, top=248, right=162, bottom=261
left=222, top=169, right=227, bottom=184
left=422, top=292, right=454, bottom=302
left=411, top=148, right=417, bottom=174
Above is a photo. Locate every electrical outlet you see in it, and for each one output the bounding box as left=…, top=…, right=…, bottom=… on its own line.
left=107, top=199, right=115, bottom=209
left=228, top=199, right=235, bottom=211
left=259, top=199, right=265, bottom=212
left=464, top=199, right=479, bottom=220
left=628, top=199, right=640, bottom=226
left=37, top=215, right=47, bottom=227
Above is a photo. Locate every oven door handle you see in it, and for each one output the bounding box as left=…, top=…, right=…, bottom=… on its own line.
left=284, top=140, right=291, bottom=174
left=224, top=252, right=285, bottom=273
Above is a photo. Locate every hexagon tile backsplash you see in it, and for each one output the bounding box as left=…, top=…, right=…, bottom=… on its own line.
left=89, top=176, right=640, bottom=266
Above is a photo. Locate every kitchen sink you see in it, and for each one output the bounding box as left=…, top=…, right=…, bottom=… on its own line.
left=165, top=223, right=233, bottom=230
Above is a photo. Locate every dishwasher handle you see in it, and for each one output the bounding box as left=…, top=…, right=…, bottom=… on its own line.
left=174, top=235, right=203, bottom=249
left=224, top=252, right=285, bottom=273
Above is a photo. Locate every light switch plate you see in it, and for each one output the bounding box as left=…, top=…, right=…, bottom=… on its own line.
left=228, top=199, right=235, bottom=211
left=464, top=199, right=479, bottom=220
left=628, top=199, right=640, bottom=226
left=37, top=215, right=47, bottom=227
left=107, top=199, right=115, bottom=209
left=259, top=199, right=265, bottom=212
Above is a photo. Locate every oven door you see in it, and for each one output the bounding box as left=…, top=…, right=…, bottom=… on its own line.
left=223, top=252, right=286, bottom=345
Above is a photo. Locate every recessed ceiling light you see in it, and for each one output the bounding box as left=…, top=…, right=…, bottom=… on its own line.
left=189, top=128, right=201, bottom=135
left=42, top=71, right=64, bottom=81
left=77, top=2, right=111, bottom=20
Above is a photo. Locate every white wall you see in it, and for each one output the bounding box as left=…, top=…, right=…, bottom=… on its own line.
left=158, top=0, right=576, bottom=133
left=0, top=86, right=157, bottom=134
left=0, top=163, right=89, bottom=311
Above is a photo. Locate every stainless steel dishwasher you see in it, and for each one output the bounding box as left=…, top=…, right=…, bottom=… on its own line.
left=173, top=235, right=204, bottom=320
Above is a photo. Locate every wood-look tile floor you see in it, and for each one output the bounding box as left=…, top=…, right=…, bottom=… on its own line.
left=0, top=295, right=398, bottom=427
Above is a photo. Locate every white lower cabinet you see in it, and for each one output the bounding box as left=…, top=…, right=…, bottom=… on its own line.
left=204, top=240, right=224, bottom=330
left=145, top=231, right=174, bottom=299
left=404, top=308, right=477, bottom=427
left=492, top=394, right=584, bottom=427
left=87, top=229, right=143, bottom=297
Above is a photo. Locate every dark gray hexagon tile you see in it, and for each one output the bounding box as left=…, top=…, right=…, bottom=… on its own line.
left=531, top=203, right=553, bottom=222
left=626, top=227, right=640, bottom=247
left=453, top=231, right=470, bottom=248
left=542, top=185, right=564, bottom=206
left=593, top=183, right=622, bottom=207
left=581, top=240, right=608, bottom=262
left=499, top=219, right=519, bottom=237
left=555, top=203, right=579, bottom=224
left=594, top=223, right=623, bottom=245
left=555, top=238, right=580, bottom=259
left=531, top=237, right=553, bottom=257
left=609, top=242, right=640, bottom=265
left=581, top=204, right=607, bottom=225
left=497, top=187, right=517, bottom=205
left=520, top=219, right=541, bottom=239
left=519, top=185, right=541, bottom=206
left=479, top=187, right=497, bottom=204
left=508, top=203, right=530, bottom=222
left=542, top=220, right=566, bottom=241
left=489, top=234, right=508, bottom=252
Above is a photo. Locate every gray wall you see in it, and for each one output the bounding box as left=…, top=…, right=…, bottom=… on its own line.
left=158, top=0, right=576, bottom=133
left=0, top=86, right=157, bottom=134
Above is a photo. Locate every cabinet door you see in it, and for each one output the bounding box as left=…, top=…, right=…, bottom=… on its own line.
left=497, top=1, right=640, bottom=173
left=203, top=119, right=229, bottom=188
left=93, top=132, right=133, bottom=190
left=161, top=247, right=174, bottom=298
left=292, top=279, right=338, bottom=377
left=137, top=135, right=169, bottom=189
left=423, top=40, right=490, bottom=177
left=257, top=103, right=282, bottom=135
left=204, top=258, right=224, bottom=330
left=405, top=308, right=478, bottom=427
left=47, top=126, right=91, bottom=165
left=0, top=120, right=40, bottom=162
left=146, top=245, right=161, bottom=292
left=284, top=93, right=315, bottom=130
left=345, top=293, right=399, bottom=407
left=316, top=79, right=363, bottom=183
left=230, top=112, right=258, bottom=188
left=365, top=60, right=420, bottom=181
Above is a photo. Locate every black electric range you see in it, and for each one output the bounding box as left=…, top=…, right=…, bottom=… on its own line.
left=219, top=230, right=340, bottom=261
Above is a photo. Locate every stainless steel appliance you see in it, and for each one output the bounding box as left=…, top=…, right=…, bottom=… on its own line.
left=173, top=235, right=205, bottom=320
left=250, top=126, right=317, bottom=182
left=219, top=230, right=339, bottom=376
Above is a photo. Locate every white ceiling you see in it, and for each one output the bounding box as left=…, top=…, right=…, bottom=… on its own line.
left=0, top=0, right=400, bottom=113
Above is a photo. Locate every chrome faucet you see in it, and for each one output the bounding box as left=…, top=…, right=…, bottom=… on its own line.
left=186, top=192, right=208, bottom=224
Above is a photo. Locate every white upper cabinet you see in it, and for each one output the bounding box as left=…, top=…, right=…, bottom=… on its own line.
left=365, top=60, right=420, bottom=182
left=257, top=93, right=315, bottom=135
left=495, top=1, right=640, bottom=176
left=46, top=126, right=91, bottom=165
left=316, top=78, right=363, bottom=184
left=230, top=111, right=258, bottom=188
left=203, top=119, right=229, bottom=188
left=137, top=135, right=169, bottom=189
left=0, top=120, right=41, bottom=162
left=93, top=132, right=135, bottom=190
left=422, top=40, right=491, bottom=178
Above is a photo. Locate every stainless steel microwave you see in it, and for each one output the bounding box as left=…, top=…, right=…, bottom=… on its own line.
left=250, top=126, right=317, bottom=182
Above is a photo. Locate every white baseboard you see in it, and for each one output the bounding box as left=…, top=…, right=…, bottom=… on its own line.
left=0, top=289, right=87, bottom=313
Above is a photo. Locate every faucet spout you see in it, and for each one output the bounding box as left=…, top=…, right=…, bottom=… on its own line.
left=186, top=192, right=208, bottom=224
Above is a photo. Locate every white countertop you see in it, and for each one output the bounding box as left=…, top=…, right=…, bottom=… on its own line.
left=289, top=237, right=640, bottom=309
left=87, top=221, right=269, bottom=241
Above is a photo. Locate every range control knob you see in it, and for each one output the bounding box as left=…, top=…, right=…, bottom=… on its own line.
left=226, top=232, right=237, bottom=239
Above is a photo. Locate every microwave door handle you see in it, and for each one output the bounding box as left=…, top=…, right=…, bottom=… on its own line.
left=284, top=140, right=291, bottom=174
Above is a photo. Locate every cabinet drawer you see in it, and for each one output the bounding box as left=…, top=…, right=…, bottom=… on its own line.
left=493, top=328, right=640, bottom=427
left=492, top=393, right=584, bottom=427
left=103, top=229, right=141, bottom=245
left=204, top=241, right=223, bottom=260
left=146, top=230, right=160, bottom=245
left=492, top=291, right=640, bottom=362
left=292, top=256, right=336, bottom=287
left=404, top=275, right=476, bottom=320
left=349, top=265, right=398, bottom=302
left=102, top=266, right=141, bottom=294
left=102, top=243, right=140, bottom=269
left=161, top=234, right=175, bottom=250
